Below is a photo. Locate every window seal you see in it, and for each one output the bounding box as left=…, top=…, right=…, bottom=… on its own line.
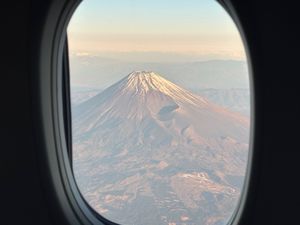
left=62, top=37, right=73, bottom=164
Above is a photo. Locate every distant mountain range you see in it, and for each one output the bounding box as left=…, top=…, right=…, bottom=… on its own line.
left=72, top=71, right=250, bottom=225
left=70, top=57, right=249, bottom=90
left=196, top=89, right=250, bottom=116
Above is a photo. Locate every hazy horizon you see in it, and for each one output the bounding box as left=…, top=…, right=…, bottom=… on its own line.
left=68, top=0, right=249, bottom=91
left=69, top=55, right=249, bottom=90
left=68, top=0, right=246, bottom=61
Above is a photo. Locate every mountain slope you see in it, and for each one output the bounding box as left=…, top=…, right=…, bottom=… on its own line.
left=72, top=71, right=250, bottom=225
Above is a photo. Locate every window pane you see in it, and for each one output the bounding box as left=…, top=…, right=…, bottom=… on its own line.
left=68, top=1, right=251, bottom=225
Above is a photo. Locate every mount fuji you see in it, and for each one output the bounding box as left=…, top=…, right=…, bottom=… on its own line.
left=72, top=71, right=250, bottom=225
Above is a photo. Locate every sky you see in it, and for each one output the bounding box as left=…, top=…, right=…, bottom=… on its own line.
left=67, top=0, right=247, bottom=61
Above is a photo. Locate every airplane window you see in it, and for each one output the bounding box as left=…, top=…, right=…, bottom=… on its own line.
left=67, top=0, right=251, bottom=225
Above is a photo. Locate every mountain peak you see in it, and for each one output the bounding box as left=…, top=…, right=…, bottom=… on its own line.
left=128, top=70, right=156, bottom=78
left=102, top=70, right=209, bottom=107
left=124, top=71, right=170, bottom=93
left=126, top=70, right=162, bottom=84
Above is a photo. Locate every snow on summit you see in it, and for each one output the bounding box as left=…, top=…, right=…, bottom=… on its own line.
left=117, top=71, right=208, bottom=106
left=125, top=70, right=181, bottom=93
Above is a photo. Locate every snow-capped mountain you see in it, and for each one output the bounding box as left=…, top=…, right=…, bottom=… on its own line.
left=72, top=71, right=250, bottom=225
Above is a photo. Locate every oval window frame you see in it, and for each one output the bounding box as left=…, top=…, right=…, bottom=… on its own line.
left=34, top=0, right=255, bottom=225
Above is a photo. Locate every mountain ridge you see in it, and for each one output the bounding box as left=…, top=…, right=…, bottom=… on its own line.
left=73, top=71, right=248, bottom=141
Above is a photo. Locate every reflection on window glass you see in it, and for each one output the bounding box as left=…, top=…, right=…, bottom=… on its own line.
left=68, top=0, right=250, bottom=224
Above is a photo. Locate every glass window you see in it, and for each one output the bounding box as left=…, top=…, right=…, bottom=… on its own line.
left=68, top=0, right=251, bottom=224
